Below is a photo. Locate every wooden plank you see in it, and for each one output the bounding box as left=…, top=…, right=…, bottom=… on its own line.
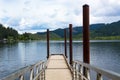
left=47, top=60, right=68, bottom=69
left=46, top=69, right=72, bottom=80
left=45, top=55, right=72, bottom=80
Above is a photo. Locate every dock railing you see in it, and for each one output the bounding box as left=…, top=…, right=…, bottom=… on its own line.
left=72, top=60, right=120, bottom=80
left=1, top=55, right=120, bottom=80
left=1, top=61, right=46, bottom=80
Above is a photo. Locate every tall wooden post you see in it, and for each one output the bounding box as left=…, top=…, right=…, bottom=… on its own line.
left=47, top=29, right=49, bottom=59
left=83, top=4, right=90, bottom=79
left=64, top=29, right=67, bottom=58
left=69, top=24, right=73, bottom=66
left=83, top=4, right=90, bottom=64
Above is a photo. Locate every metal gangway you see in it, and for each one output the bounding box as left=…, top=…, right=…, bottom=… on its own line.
left=1, top=54, right=120, bottom=80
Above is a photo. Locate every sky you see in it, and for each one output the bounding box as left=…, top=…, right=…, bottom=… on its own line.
left=0, top=0, right=120, bottom=33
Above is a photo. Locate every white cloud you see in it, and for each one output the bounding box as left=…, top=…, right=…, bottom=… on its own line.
left=0, top=0, right=120, bottom=33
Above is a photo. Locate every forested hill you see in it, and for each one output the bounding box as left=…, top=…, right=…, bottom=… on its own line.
left=37, top=20, right=120, bottom=40
left=0, top=20, right=120, bottom=41
left=0, top=24, right=18, bottom=40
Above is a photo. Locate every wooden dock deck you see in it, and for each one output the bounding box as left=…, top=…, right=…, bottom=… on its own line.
left=45, top=55, right=72, bottom=80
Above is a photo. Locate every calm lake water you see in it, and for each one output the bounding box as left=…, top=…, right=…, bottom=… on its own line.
left=0, top=40, right=120, bottom=78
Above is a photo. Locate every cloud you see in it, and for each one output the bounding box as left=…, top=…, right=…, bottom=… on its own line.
left=92, top=0, right=120, bottom=17
left=0, top=0, right=120, bottom=33
left=24, top=0, right=31, bottom=5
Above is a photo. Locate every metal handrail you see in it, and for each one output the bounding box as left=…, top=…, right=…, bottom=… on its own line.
left=33, top=68, right=46, bottom=80
left=72, top=60, right=120, bottom=80
left=2, top=58, right=120, bottom=80
left=1, top=61, right=46, bottom=80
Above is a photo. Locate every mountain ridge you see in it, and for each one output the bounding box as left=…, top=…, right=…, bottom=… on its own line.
left=36, top=20, right=120, bottom=40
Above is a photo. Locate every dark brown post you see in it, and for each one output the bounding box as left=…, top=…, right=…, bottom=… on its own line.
left=83, top=4, right=90, bottom=64
left=47, top=29, right=49, bottom=59
left=83, top=4, right=90, bottom=79
left=64, top=29, right=67, bottom=58
left=69, top=24, right=73, bottom=66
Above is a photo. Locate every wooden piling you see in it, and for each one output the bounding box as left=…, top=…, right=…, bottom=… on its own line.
left=64, top=29, right=67, bottom=58
left=69, top=24, right=73, bottom=66
left=83, top=4, right=90, bottom=64
left=47, top=29, right=50, bottom=59
left=83, top=4, right=90, bottom=78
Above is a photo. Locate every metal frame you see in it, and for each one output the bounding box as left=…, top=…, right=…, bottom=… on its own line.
left=1, top=61, right=46, bottom=80
left=1, top=55, right=120, bottom=80
left=72, top=61, right=120, bottom=80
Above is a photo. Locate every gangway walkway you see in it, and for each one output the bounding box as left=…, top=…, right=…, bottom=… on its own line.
left=45, top=54, right=72, bottom=80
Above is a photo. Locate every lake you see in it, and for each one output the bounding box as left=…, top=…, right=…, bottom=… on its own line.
left=0, top=40, right=120, bottom=78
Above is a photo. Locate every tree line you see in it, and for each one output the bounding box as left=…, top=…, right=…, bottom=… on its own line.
left=1, top=20, right=120, bottom=42
left=0, top=24, right=18, bottom=41
left=0, top=24, right=33, bottom=42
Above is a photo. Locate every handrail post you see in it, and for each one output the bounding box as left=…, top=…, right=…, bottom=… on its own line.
left=69, top=24, right=73, bottom=66
left=64, top=29, right=67, bottom=58
left=30, top=69, right=34, bottom=80
left=20, top=75, right=24, bottom=80
left=97, top=73, right=103, bottom=80
left=78, top=64, right=83, bottom=80
left=75, top=63, right=77, bottom=80
left=36, top=65, right=39, bottom=75
left=83, top=4, right=90, bottom=78
left=36, top=65, right=39, bottom=80
left=47, top=29, right=50, bottom=59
